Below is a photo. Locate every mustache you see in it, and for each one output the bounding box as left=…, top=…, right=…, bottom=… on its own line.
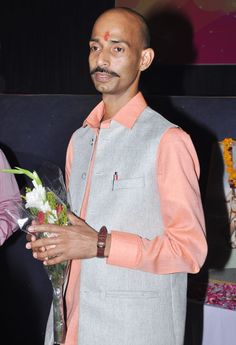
left=90, top=66, right=120, bottom=78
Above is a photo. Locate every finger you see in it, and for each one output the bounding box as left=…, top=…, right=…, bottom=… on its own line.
left=39, top=246, right=46, bottom=252
left=28, top=224, right=61, bottom=234
left=26, top=233, right=36, bottom=242
left=26, top=237, right=57, bottom=250
left=43, top=255, right=65, bottom=266
left=33, top=251, right=46, bottom=261
left=39, top=244, right=55, bottom=253
left=68, top=212, right=84, bottom=226
left=33, top=246, right=58, bottom=261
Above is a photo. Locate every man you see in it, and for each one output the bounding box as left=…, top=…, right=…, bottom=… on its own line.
left=27, top=7, right=207, bottom=345
left=0, top=149, right=20, bottom=245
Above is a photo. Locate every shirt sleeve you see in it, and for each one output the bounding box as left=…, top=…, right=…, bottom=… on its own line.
left=107, top=127, right=208, bottom=274
left=0, top=150, right=21, bottom=245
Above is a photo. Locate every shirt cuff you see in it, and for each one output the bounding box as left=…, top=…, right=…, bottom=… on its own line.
left=106, top=231, right=141, bottom=268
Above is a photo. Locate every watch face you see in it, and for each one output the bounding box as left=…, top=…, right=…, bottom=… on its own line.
left=97, top=241, right=105, bottom=248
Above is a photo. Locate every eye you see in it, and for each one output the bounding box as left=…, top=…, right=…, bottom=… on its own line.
left=89, top=44, right=100, bottom=52
left=113, top=46, right=124, bottom=53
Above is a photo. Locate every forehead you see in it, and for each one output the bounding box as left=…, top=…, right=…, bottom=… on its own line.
left=91, top=11, right=140, bottom=41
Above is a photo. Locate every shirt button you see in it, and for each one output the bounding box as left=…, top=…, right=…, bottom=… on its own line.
left=81, top=172, right=87, bottom=180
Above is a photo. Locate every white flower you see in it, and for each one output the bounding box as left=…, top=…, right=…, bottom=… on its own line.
left=48, top=210, right=58, bottom=224
left=25, top=183, right=52, bottom=213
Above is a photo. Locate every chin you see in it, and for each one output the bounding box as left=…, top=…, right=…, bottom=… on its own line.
left=94, top=84, right=113, bottom=94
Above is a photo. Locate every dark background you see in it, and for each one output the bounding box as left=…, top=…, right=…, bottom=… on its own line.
left=0, top=0, right=235, bottom=96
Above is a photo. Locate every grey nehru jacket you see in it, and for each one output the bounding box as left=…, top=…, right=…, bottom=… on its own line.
left=45, top=106, right=186, bottom=345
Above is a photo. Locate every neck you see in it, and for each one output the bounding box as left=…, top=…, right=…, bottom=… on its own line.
left=102, top=89, right=139, bottom=121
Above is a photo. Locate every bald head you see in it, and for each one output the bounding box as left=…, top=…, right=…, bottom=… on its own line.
left=94, top=7, right=151, bottom=49
left=89, top=7, right=154, bottom=98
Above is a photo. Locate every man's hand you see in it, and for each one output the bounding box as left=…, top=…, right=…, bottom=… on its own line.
left=25, top=212, right=101, bottom=265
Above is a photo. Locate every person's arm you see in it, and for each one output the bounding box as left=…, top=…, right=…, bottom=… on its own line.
left=107, top=127, right=208, bottom=274
left=0, top=150, right=21, bottom=245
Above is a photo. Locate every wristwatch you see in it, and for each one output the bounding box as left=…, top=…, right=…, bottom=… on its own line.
left=97, top=226, right=108, bottom=258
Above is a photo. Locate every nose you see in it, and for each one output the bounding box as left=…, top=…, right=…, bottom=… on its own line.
left=96, top=49, right=110, bottom=68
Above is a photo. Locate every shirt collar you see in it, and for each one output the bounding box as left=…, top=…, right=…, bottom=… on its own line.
left=83, top=92, right=147, bottom=129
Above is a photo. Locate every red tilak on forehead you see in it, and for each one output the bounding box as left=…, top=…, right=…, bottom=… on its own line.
left=103, top=31, right=110, bottom=41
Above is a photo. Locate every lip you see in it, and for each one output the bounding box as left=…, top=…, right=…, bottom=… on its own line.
left=94, top=72, right=114, bottom=82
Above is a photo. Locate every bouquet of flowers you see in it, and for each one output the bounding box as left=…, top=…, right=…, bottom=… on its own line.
left=0, top=162, right=70, bottom=344
left=221, top=138, right=236, bottom=248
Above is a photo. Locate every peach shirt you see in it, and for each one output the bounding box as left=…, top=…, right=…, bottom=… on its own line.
left=64, top=92, right=207, bottom=345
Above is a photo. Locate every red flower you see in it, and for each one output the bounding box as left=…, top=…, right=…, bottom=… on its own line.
left=37, top=211, right=45, bottom=224
left=56, top=204, right=63, bottom=215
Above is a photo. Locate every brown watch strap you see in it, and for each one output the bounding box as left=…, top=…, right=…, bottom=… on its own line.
left=97, top=226, right=108, bottom=258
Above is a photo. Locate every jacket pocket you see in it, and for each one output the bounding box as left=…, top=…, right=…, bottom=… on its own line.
left=113, top=176, right=144, bottom=190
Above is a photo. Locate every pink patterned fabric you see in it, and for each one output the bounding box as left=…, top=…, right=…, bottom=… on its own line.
left=0, top=149, right=20, bottom=245
left=205, top=281, right=236, bottom=310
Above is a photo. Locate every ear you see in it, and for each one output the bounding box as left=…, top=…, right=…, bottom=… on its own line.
left=139, top=48, right=155, bottom=72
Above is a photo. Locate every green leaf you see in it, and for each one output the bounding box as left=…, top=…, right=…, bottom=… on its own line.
left=0, top=167, right=42, bottom=185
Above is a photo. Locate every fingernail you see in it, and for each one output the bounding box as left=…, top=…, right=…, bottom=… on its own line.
left=33, top=252, right=38, bottom=258
left=26, top=243, right=31, bottom=249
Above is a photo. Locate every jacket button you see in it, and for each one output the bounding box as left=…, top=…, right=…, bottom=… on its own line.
left=81, top=172, right=87, bottom=180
